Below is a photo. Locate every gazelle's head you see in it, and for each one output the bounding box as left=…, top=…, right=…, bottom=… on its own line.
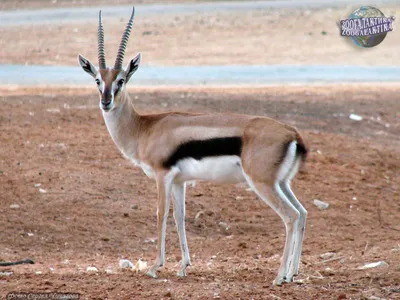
left=78, top=7, right=141, bottom=112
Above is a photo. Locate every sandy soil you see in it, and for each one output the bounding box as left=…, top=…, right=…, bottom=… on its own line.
left=0, top=85, right=399, bottom=299
left=1, top=5, right=400, bottom=67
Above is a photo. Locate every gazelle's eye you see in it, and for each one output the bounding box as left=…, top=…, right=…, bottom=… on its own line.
left=118, top=79, right=124, bottom=86
left=95, top=79, right=100, bottom=86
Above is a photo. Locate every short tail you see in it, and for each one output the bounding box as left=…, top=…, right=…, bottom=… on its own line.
left=295, top=134, right=308, bottom=162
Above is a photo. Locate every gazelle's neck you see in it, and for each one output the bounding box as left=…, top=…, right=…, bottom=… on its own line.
left=102, top=90, right=141, bottom=161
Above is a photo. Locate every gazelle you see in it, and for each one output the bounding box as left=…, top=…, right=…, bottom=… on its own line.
left=78, top=7, right=308, bottom=285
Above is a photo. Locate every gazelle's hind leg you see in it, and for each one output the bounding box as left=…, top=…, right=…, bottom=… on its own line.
left=279, top=158, right=307, bottom=277
left=172, top=182, right=191, bottom=276
left=243, top=172, right=300, bottom=286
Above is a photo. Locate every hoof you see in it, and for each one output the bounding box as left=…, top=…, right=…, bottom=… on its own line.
left=273, top=276, right=286, bottom=286
left=285, top=274, right=294, bottom=283
left=177, top=262, right=191, bottom=277
left=146, top=269, right=158, bottom=279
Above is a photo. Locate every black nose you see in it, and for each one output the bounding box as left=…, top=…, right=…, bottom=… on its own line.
left=101, top=99, right=111, bottom=106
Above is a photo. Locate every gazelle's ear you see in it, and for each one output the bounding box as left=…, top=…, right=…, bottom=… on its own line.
left=125, top=53, right=141, bottom=83
left=78, top=54, right=98, bottom=78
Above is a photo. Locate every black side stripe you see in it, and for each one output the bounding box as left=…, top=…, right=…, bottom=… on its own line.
left=163, top=137, right=243, bottom=169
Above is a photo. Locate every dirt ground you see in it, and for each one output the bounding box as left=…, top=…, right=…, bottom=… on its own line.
left=0, top=85, right=399, bottom=299
left=1, top=4, right=400, bottom=67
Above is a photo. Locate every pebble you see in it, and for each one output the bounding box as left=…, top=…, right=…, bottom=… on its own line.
left=313, top=199, right=329, bottom=210
left=358, top=261, right=388, bottom=270
left=195, top=211, right=204, bottom=219
left=119, top=259, right=135, bottom=270
left=218, top=221, right=230, bottom=231
left=320, top=252, right=335, bottom=259
left=135, top=259, right=147, bottom=272
left=39, top=188, right=47, bottom=194
left=9, top=204, right=20, bottom=209
left=349, top=113, right=363, bottom=121
left=86, top=266, right=98, bottom=273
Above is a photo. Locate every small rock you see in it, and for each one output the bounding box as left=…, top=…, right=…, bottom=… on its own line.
left=131, top=204, right=139, bottom=209
left=320, top=252, right=335, bottom=259
left=39, top=188, right=47, bottom=194
left=135, top=259, right=147, bottom=272
left=368, top=296, right=386, bottom=300
left=195, top=211, right=204, bottom=219
left=218, top=221, right=230, bottom=231
left=46, top=108, right=60, bottom=113
left=27, top=233, right=34, bottom=237
left=391, top=247, right=400, bottom=253
left=313, top=199, right=329, bottom=210
left=144, top=238, right=156, bottom=244
left=321, top=267, right=335, bottom=276
left=352, top=197, right=357, bottom=201
left=35, top=271, right=42, bottom=275
left=9, top=204, right=20, bottom=209
left=119, top=259, right=135, bottom=270
left=105, top=269, right=113, bottom=274
left=235, top=196, right=244, bottom=200
left=358, top=261, right=388, bottom=270
left=34, top=183, right=42, bottom=187
left=86, top=266, right=98, bottom=273
left=349, top=113, right=363, bottom=121
left=62, top=259, right=70, bottom=265
left=0, top=271, right=13, bottom=276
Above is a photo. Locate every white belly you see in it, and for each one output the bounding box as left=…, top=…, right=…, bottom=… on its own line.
left=174, top=156, right=245, bottom=184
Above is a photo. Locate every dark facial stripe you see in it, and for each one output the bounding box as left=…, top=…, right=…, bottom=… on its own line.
left=102, top=86, right=112, bottom=105
left=162, top=137, right=242, bottom=169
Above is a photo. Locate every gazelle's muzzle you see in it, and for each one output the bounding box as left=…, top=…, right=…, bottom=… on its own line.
left=101, top=87, right=113, bottom=111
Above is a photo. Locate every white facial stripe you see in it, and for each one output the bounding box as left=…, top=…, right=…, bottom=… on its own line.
left=112, top=73, right=126, bottom=95
left=95, top=75, right=105, bottom=93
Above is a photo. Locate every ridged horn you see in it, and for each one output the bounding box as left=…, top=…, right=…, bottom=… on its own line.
left=98, top=10, right=106, bottom=69
left=114, top=7, right=135, bottom=70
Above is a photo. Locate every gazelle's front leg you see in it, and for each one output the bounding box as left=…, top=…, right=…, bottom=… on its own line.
left=146, top=172, right=174, bottom=278
left=172, top=182, right=191, bottom=276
